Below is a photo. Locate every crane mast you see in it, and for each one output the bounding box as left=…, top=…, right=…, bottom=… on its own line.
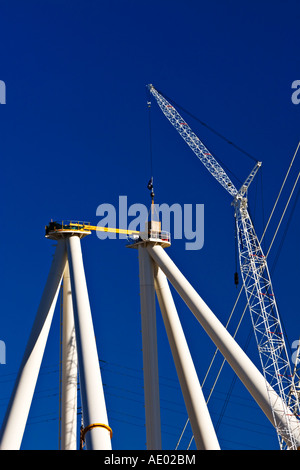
left=148, top=84, right=300, bottom=449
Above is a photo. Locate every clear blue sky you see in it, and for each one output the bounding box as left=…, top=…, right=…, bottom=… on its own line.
left=0, top=0, right=300, bottom=450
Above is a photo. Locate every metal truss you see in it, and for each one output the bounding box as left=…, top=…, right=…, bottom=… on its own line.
left=148, top=84, right=238, bottom=198
left=234, top=195, right=300, bottom=449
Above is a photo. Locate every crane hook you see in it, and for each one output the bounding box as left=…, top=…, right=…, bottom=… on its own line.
left=147, top=176, right=155, bottom=203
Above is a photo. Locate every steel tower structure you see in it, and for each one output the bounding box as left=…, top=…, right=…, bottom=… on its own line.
left=1, top=215, right=300, bottom=449
left=131, top=224, right=300, bottom=450
left=148, top=84, right=300, bottom=449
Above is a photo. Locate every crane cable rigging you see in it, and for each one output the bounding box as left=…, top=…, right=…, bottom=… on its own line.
left=148, top=83, right=300, bottom=450
left=147, top=92, right=156, bottom=217
left=147, top=95, right=154, bottom=180
left=175, top=141, right=300, bottom=450
left=152, top=86, right=258, bottom=164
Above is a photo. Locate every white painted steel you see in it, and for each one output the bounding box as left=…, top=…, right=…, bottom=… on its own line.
left=0, top=240, right=67, bottom=450
left=67, top=236, right=111, bottom=450
left=154, top=265, right=220, bottom=450
left=61, top=261, right=78, bottom=450
left=138, top=245, right=162, bottom=449
left=147, top=243, right=300, bottom=449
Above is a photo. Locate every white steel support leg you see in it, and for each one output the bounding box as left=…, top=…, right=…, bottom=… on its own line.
left=0, top=240, right=67, bottom=450
left=147, top=244, right=300, bottom=449
left=154, top=265, right=220, bottom=450
left=67, top=236, right=111, bottom=450
left=61, top=261, right=78, bottom=450
left=138, top=245, right=161, bottom=450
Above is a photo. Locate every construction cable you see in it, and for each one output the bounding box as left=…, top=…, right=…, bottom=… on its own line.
left=175, top=142, right=300, bottom=450
left=210, top=143, right=300, bottom=395
left=266, top=169, right=300, bottom=258
left=261, top=141, right=300, bottom=247
left=271, top=182, right=300, bottom=274
left=156, top=87, right=258, bottom=164
left=147, top=98, right=154, bottom=178
left=190, top=168, right=300, bottom=448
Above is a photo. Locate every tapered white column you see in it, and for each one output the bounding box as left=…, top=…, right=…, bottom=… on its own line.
left=67, top=236, right=111, bottom=450
left=61, top=261, right=78, bottom=450
left=138, top=245, right=161, bottom=450
left=154, top=265, right=220, bottom=450
left=0, top=240, right=67, bottom=450
left=147, top=243, right=300, bottom=449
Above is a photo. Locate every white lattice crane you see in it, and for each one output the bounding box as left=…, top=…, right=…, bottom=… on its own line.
left=148, top=84, right=300, bottom=449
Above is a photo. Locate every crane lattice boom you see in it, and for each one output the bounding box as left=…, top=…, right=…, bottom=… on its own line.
left=148, top=84, right=238, bottom=198
left=148, top=84, right=300, bottom=449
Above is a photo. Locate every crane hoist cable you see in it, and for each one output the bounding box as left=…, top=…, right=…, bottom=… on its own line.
left=147, top=94, right=154, bottom=178
left=146, top=87, right=155, bottom=209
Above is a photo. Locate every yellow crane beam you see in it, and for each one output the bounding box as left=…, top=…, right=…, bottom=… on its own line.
left=45, top=220, right=140, bottom=237
left=68, top=222, right=140, bottom=235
